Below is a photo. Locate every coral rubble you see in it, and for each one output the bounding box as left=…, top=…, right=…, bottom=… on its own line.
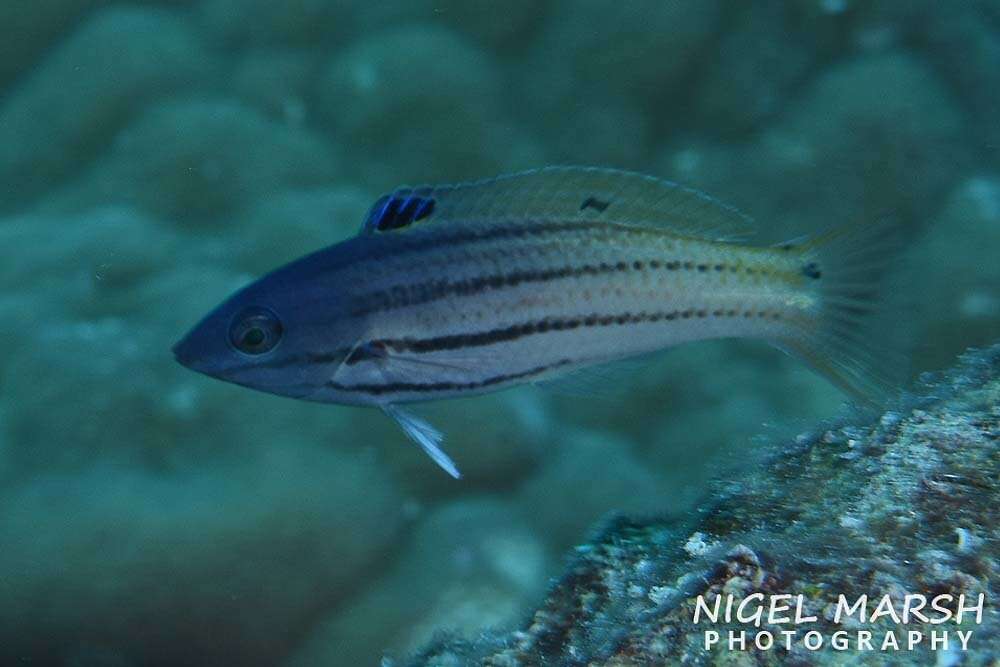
left=408, top=345, right=1000, bottom=665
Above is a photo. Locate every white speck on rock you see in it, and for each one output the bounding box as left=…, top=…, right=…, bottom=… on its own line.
left=683, top=531, right=714, bottom=557
left=648, top=585, right=676, bottom=605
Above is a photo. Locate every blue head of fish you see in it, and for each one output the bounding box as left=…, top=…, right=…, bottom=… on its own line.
left=173, top=246, right=363, bottom=400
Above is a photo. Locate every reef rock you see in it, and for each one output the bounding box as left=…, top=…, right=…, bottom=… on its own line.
left=407, top=344, right=1000, bottom=665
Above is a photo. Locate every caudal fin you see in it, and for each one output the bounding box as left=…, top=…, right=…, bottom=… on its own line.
left=779, top=217, right=907, bottom=406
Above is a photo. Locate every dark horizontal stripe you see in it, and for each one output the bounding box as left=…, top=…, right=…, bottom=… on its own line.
left=353, top=308, right=783, bottom=361
left=352, top=261, right=629, bottom=317
left=232, top=305, right=784, bottom=375
left=237, top=305, right=678, bottom=373
left=287, top=220, right=631, bottom=313
left=349, top=257, right=739, bottom=318
left=343, top=220, right=618, bottom=272
left=328, top=359, right=573, bottom=396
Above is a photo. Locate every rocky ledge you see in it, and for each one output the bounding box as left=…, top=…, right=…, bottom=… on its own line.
left=408, top=345, right=1000, bottom=666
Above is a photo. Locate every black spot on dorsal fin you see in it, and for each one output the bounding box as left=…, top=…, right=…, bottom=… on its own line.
left=365, top=189, right=436, bottom=232
left=802, top=262, right=822, bottom=279
left=580, top=196, right=610, bottom=213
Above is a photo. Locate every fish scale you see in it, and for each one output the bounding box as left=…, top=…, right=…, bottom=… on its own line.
left=342, top=225, right=811, bottom=403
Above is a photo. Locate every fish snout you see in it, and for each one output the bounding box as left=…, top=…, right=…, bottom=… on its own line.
left=172, top=332, right=205, bottom=372
left=172, top=321, right=224, bottom=376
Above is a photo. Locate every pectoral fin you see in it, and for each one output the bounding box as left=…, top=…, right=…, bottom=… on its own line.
left=381, top=404, right=461, bottom=479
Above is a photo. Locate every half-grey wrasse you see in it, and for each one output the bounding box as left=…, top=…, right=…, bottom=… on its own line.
left=173, top=167, right=900, bottom=478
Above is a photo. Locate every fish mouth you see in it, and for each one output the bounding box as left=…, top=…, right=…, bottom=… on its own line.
left=172, top=333, right=211, bottom=374
left=172, top=342, right=196, bottom=370
left=173, top=335, right=318, bottom=400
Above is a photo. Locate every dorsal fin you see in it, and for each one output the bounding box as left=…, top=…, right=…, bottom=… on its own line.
left=361, top=166, right=754, bottom=241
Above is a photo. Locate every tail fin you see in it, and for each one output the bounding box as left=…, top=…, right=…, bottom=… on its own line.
left=779, top=217, right=907, bottom=406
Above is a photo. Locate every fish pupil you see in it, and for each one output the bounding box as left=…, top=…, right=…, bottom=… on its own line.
left=242, top=327, right=265, bottom=348
left=229, top=306, right=283, bottom=355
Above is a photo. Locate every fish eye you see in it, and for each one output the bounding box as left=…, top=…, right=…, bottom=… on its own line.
left=229, top=306, right=283, bottom=356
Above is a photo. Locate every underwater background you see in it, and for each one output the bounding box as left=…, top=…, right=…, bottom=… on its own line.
left=0, top=1, right=997, bottom=665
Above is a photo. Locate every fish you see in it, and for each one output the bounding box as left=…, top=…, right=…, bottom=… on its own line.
left=173, top=167, right=901, bottom=479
